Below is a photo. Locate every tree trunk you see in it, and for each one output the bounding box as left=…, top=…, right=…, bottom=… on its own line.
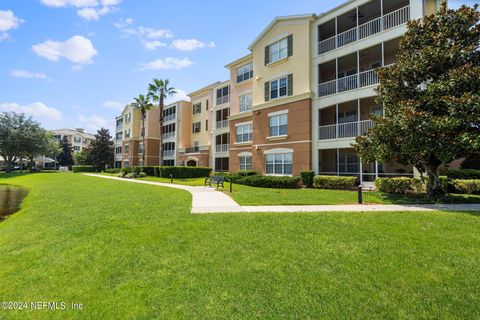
left=159, top=96, right=164, bottom=166
left=426, top=166, right=445, bottom=199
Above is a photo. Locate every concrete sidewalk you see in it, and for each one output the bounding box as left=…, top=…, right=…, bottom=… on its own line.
left=84, top=174, right=480, bottom=214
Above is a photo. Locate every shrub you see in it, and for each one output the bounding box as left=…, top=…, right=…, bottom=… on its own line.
left=300, top=171, right=315, bottom=188
left=237, top=175, right=301, bottom=189
left=375, top=177, right=423, bottom=194
left=451, top=179, right=480, bottom=194
left=313, top=176, right=358, bottom=190
left=105, top=168, right=120, bottom=174
left=441, top=169, right=480, bottom=180
left=154, top=166, right=161, bottom=177
left=159, top=166, right=212, bottom=179
left=72, top=165, right=97, bottom=173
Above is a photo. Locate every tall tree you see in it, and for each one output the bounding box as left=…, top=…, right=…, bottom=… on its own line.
left=86, top=128, right=114, bottom=171
left=354, top=4, right=480, bottom=198
left=57, top=136, right=74, bottom=167
left=0, top=112, right=46, bottom=171
left=24, top=129, right=59, bottom=171
left=73, top=149, right=89, bottom=165
left=130, top=94, right=153, bottom=165
left=147, top=79, right=176, bottom=166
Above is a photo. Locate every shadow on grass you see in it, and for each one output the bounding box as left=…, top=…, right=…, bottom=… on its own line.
left=376, top=192, right=480, bottom=205
left=0, top=172, right=30, bottom=180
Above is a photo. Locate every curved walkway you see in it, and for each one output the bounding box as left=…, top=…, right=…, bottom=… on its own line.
left=84, top=174, right=480, bottom=214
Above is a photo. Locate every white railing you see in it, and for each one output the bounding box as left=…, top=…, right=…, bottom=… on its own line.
left=164, top=113, right=176, bottom=122
left=317, top=5, right=410, bottom=55
left=318, top=36, right=336, bottom=54
left=216, top=95, right=230, bottom=106
left=215, top=144, right=229, bottom=153
left=318, top=120, right=374, bottom=140
left=318, top=68, right=380, bottom=97
left=216, top=119, right=229, bottom=129
left=359, top=69, right=378, bottom=87
left=163, top=131, right=175, bottom=139
left=163, top=150, right=175, bottom=157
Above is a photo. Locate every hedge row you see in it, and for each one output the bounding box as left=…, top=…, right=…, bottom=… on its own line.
left=236, top=175, right=302, bottom=189
left=72, top=165, right=97, bottom=173
left=451, top=179, right=480, bottom=194
left=441, top=169, right=480, bottom=180
left=120, top=166, right=212, bottom=179
left=313, top=176, right=358, bottom=190
left=375, top=177, right=423, bottom=194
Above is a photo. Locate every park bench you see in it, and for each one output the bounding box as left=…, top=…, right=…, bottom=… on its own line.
left=204, top=175, right=226, bottom=189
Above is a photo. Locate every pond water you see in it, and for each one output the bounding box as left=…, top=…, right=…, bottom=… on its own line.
left=0, top=185, right=28, bottom=221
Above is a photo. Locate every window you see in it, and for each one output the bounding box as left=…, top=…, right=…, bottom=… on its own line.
left=125, top=113, right=131, bottom=123
left=124, top=160, right=130, bottom=167
left=239, top=156, right=252, bottom=171
left=265, top=153, right=292, bottom=175
left=124, top=129, right=130, bottom=138
left=74, top=136, right=81, bottom=143
left=268, top=38, right=288, bottom=64
left=239, top=94, right=252, bottom=113
left=236, top=123, right=252, bottom=143
left=116, top=118, right=123, bottom=126
left=338, top=110, right=358, bottom=124
left=192, top=122, right=201, bottom=133
left=116, top=132, right=122, bottom=140
left=216, top=86, right=230, bottom=105
left=124, top=144, right=129, bottom=154
left=237, top=63, right=253, bottom=83
left=205, top=120, right=208, bottom=131
left=139, top=143, right=144, bottom=154
left=163, top=160, right=175, bottom=166
left=115, top=146, right=122, bottom=154
left=338, top=152, right=359, bottom=174
left=193, top=103, right=201, bottom=114
left=269, top=113, right=288, bottom=137
left=270, top=76, right=288, bottom=99
left=73, top=146, right=80, bottom=151
left=206, top=99, right=209, bottom=110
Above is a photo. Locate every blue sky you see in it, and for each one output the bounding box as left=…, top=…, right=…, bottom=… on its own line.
left=0, top=0, right=476, bottom=133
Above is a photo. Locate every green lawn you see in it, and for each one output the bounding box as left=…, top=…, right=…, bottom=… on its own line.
left=0, top=172, right=479, bottom=319
left=135, top=175, right=480, bottom=206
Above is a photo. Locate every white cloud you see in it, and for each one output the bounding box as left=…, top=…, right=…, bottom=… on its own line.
left=11, top=70, right=50, bottom=81
left=139, top=57, right=194, bottom=71
left=102, top=100, right=125, bottom=110
left=40, top=0, right=121, bottom=20
left=170, top=39, right=215, bottom=51
left=143, top=40, right=167, bottom=51
left=32, top=35, right=98, bottom=65
left=115, top=18, right=173, bottom=50
left=0, top=10, right=24, bottom=41
left=76, top=114, right=114, bottom=133
left=166, top=89, right=190, bottom=104
left=0, top=102, right=63, bottom=122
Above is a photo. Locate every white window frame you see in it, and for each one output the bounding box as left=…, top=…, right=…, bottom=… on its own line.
left=193, top=103, right=201, bottom=114
left=239, top=155, right=253, bottom=171
left=236, top=123, right=252, bottom=143
left=239, top=94, right=252, bottom=113
left=269, top=112, right=288, bottom=137
left=237, top=63, right=253, bottom=83
left=124, top=129, right=131, bottom=138
left=265, top=150, right=293, bottom=176
left=269, top=76, right=288, bottom=100
left=268, top=38, right=288, bottom=64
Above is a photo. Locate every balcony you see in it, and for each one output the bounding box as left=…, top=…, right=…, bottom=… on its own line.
left=163, top=131, right=175, bottom=140
left=185, top=146, right=200, bottom=154
left=318, top=5, right=410, bottom=55
left=215, top=144, right=229, bottom=153
left=318, top=69, right=378, bottom=97
left=319, top=120, right=373, bottom=140
left=164, top=113, right=176, bottom=122
left=216, top=119, right=229, bottom=129
left=216, top=95, right=230, bottom=106
left=163, top=150, right=175, bottom=157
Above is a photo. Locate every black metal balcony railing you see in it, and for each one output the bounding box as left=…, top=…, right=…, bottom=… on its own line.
left=185, top=147, right=200, bottom=154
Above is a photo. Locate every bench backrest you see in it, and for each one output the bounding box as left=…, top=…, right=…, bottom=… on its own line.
left=211, top=176, right=225, bottom=182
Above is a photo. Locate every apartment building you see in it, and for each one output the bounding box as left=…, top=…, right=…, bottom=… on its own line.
left=52, top=128, right=95, bottom=152
left=112, top=0, right=445, bottom=183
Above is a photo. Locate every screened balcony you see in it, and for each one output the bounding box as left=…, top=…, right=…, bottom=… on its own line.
left=318, top=97, right=381, bottom=140
left=318, top=38, right=400, bottom=97
left=162, top=142, right=175, bottom=158
left=215, top=108, right=230, bottom=129
left=215, top=133, right=229, bottom=153
left=317, top=0, right=409, bottom=54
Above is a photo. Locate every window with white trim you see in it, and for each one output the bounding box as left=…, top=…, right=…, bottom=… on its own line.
left=239, top=94, right=252, bottom=113
left=192, top=122, right=201, bottom=133
left=269, top=113, right=288, bottom=137
left=124, top=129, right=131, bottom=138
left=269, top=38, right=288, bottom=64
left=124, top=144, right=129, bottom=154
left=115, top=146, right=122, bottom=154
left=139, top=143, right=144, bottom=154
left=237, top=63, right=253, bottom=83
left=125, top=113, right=131, bottom=123
left=193, top=103, right=201, bottom=114
left=270, top=76, right=288, bottom=99
left=239, top=156, right=252, bottom=171
left=236, top=123, right=252, bottom=143
left=265, top=153, right=292, bottom=175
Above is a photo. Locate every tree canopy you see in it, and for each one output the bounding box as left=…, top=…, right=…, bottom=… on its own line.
left=354, top=4, right=480, bottom=198
left=86, top=128, right=114, bottom=171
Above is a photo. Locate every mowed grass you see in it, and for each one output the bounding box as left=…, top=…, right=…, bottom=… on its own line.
left=0, top=173, right=479, bottom=319
left=135, top=175, right=480, bottom=206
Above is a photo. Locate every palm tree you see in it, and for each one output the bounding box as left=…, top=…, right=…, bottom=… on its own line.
left=148, top=79, right=176, bottom=166
left=131, top=94, right=153, bottom=165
